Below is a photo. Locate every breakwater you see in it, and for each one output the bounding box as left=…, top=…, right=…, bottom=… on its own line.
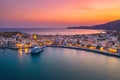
left=48, top=45, right=120, bottom=58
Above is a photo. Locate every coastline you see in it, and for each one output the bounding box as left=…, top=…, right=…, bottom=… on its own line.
left=1, top=45, right=120, bottom=58
left=47, top=45, right=120, bottom=58
left=0, top=31, right=120, bottom=58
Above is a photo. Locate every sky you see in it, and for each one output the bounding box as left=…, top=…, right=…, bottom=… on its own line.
left=0, top=0, right=120, bottom=28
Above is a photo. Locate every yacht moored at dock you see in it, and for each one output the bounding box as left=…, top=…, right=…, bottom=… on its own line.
left=31, top=47, right=44, bottom=54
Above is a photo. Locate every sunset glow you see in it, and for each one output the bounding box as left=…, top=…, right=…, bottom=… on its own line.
left=0, top=0, right=120, bottom=28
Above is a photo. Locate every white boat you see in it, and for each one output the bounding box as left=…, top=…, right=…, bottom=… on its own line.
left=31, top=47, right=44, bottom=54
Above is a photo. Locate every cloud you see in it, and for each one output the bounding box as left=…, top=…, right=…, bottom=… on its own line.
left=0, top=0, right=120, bottom=28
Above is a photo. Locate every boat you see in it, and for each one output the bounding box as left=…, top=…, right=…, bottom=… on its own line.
left=31, top=47, right=44, bottom=54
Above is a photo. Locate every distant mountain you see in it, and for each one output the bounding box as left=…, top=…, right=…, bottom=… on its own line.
left=67, top=20, right=120, bottom=30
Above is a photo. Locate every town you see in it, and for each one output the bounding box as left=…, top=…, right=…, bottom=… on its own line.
left=0, top=31, right=120, bottom=55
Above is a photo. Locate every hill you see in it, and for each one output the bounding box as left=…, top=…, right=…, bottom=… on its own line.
left=67, top=20, right=120, bottom=30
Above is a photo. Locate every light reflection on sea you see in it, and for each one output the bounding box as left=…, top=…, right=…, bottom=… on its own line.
left=0, top=47, right=120, bottom=80
left=0, top=28, right=104, bottom=35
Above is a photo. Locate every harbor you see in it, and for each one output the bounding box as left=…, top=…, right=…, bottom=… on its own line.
left=1, top=0, right=120, bottom=79
left=0, top=31, right=120, bottom=57
left=1, top=47, right=120, bottom=80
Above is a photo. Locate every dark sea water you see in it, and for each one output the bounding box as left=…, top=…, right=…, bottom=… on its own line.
left=0, top=28, right=103, bottom=35
left=0, top=47, right=120, bottom=80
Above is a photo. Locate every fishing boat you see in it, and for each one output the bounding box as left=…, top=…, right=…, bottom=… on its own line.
left=31, top=47, right=44, bottom=54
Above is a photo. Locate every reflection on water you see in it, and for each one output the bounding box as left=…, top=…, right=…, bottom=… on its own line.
left=107, top=57, right=120, bottom=71
left=24, top=48, right=29, bottom=54
left=18, top=48, right=30, bottom=58
left=1, top=47, right=120, bottom=80
left=32, top=29, right=104, bottom=35
left=0, top=28, right=104, bottom=35
left=18, top=49, right=23, bottom=58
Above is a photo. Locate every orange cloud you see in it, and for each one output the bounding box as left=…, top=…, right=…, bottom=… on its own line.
left=0, top=0, right=120, bottom=27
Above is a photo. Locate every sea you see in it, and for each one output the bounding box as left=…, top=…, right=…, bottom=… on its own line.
left=0, top=28, right=104, bottom=35
left=0, top=47, right=120, bottom=80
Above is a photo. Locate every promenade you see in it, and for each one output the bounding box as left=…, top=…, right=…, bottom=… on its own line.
left=0, top=31, right=120, bottom=58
